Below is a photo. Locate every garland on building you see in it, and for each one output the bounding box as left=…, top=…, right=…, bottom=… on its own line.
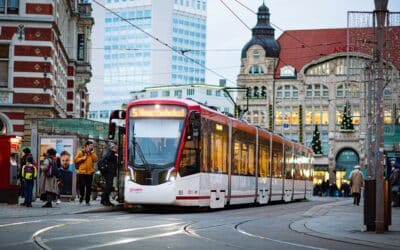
left=311, top=125, right=323, bottom=156
left=269, top=104, right=273, bottom=131
left=298, top=104, right=303, bottom=143
left=340, top=100, right=354, bottom=131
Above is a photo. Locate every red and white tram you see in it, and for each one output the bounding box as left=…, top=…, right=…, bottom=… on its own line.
left=108, top=98, right=313, bottom=208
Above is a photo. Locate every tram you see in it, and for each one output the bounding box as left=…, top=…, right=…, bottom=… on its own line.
left=108, top=98, right=313, bottom=208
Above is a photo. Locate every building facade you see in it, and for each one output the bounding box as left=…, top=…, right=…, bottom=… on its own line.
left=90, top=0, right=207, bottom=120
left=237, top=3, right=400, bottom=187
left=0, top=0, right=93, bottom=146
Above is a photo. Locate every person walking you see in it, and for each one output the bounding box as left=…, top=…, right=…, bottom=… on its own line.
left=18, top=148, right=32, bottom=202
left=74, top=141, right=98, bottom=205
left=389, top=161, right=400, bottom=207
left=39, top=148, right=59, bottom=208
left=349, top=165, right=364, bottom=206
left=99, top=142, right=118, bottom=206
left=21, top=156, right=37, bottom=207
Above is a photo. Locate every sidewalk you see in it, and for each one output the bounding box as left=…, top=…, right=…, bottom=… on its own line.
left=0, top=197, right=120, bottom=219
left=292, top=197, right=400, bottom=249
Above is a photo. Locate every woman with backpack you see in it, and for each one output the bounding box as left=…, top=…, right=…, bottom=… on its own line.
left=22, top=156, right=37, bottom=207
left=39, top=148, right=59, bottom=208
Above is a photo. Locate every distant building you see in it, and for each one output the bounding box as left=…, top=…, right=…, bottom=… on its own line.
left=89, top=82, right=233, bottom=122
left=91, top=0, right=207, bottom=120
left=0, top=0, right=94, bottom=146
left=237, top=2, right=400, bottom=187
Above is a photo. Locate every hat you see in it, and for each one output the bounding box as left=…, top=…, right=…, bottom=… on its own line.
left=354, top=165, right=360, bottom=169
left=22, top=147, right=31, bottom=154
left=85, top=141, right=93, bottom=146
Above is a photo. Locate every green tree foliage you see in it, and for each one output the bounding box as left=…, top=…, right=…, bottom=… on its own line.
left=340, top=101, right=354, bottom=131
left=311, top=125, right=323, bottom=155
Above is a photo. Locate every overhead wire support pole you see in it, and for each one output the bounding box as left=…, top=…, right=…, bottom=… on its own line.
left=373, top=0, right=388, bottom=234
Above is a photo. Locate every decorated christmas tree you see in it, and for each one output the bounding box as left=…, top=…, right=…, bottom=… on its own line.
left=340, top=100, right=354, bottom=131
left=311, top=125, right=323, bottom=156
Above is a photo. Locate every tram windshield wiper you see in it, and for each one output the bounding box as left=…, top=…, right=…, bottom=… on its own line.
left=132, top=138, right=150, bottom=170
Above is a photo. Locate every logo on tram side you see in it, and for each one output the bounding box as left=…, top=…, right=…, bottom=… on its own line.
left=129, top=188, right=143, bottom=192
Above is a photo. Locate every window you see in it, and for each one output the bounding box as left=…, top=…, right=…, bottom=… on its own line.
left=162, top=90, right=170, bottom=97
left=276, top=85, right=298, bottom=99
left=187, top=88, right=195, bottom=96
left=249, top=65, right=264, bottom=74
left=336, top=84, right=360, bottom=98
left=99, top=110, right=109, bottom=119
left=150, top=91, right=158, bottom=97
left=174, top=89, right=182, bottom=98
left=306, top=84, right=329, bottom=98
left=253, top=50, right=260, bottom=60
left=0, top=44, right=9, bottom=88
left=0, top=0, right=19, bottom=14
left=206, top=89, right=212, bottom=96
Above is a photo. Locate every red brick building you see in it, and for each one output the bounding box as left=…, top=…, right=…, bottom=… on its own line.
left=0, top=0, right=93, bottom=145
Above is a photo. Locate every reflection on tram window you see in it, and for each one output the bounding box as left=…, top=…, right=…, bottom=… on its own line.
left=201, top=119, right=228, bottom=173
left=258, top=143, right=269, bottom=177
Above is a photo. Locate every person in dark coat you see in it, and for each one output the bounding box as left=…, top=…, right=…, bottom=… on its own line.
left=100, top=142, right=118, bottom=206
left=389, top=161, right=400, bottom=207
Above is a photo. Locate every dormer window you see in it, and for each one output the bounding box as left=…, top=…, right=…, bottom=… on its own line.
left=253, top=50, right=260, bottom=60
left=280, top=65, right=296, bottom=78
left=249, top=65, right=264, bottom=74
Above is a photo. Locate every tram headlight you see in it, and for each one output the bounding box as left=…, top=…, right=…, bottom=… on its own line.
left=166, top=167, right=178, bottom=182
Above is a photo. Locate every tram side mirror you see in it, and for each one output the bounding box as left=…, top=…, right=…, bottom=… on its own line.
left=187, top=111, right=201, bottom=141
left=108, top=122, right=116, bottom=140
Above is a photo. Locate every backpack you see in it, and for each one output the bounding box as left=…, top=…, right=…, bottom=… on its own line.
left=23, top=164, right=35, bottom=180
left=44, top=158, right=57, bottom=177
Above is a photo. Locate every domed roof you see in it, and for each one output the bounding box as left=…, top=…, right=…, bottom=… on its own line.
left=241, top=2, right=280, bottom=58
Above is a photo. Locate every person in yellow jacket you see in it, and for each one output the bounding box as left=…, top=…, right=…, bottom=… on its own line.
left=74, top=141, right=98, bottom=205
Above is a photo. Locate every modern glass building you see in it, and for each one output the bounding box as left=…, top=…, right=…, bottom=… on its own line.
left=91, top=0, right=207, bottom=121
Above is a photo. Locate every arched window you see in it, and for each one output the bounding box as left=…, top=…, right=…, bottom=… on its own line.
left=249, top=65, right=264, bottom=74
left=253, top=50, right=260, bottom=59
left=306, top=84, right=329, bottom=98
left=277, top=85, right=298, bottom=99
left=336, top=84, right=360, bottom=98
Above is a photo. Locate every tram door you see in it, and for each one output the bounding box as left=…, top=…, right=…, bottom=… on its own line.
left=116, top=126, right=126, bottom=203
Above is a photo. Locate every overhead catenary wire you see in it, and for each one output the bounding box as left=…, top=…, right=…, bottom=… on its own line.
left=91, top=0, right=235, bottom=85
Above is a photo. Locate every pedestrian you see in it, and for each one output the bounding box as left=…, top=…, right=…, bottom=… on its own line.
left=389, top=161, right=400, bottom=207
left=18, top=147, right=32, bottom=201
left=39, top=148, right=59, bottom=208
left=21, top=155, right=37, bottom=207
left=99, top=142, right=118, bottom=206
left=349, top=165, right=364, bottom=206
left=74, top=141, right=98, bottom=205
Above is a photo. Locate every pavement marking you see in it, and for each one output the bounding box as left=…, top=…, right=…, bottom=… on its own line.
left=0, top=220, right=42, bottom=228
left=235, top=222, right=328, bottom=250
left=46, top=222, right=183, bottom=241
left=80, top=229, right=184, bottom=249
left=32, top=224, right=67, bottom=250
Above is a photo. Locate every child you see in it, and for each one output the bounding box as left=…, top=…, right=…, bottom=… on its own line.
left=22, top=156, right=37, bottom=207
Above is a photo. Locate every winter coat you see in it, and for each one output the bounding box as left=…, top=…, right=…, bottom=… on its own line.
left=74, top=148, right=98, bottom=175
left=101, top=149, right=118, bottom=175
left=390, top=168, right=400, bottom=186
left=39, top=158, right=59, bottom=195
left=349, top=169, right=364, bottom=194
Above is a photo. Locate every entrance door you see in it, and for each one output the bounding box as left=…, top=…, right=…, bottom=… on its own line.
left=335, top=148, right=359, bottom=189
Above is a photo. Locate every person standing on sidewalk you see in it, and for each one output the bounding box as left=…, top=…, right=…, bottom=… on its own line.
left=99, top=142, right=118, bottom=206
left=74, top=141, right=98, bottom=205
left=389, top=161, right=400, bottom=207
left=39, top=148, right=59, bottom=208
left=21, top=156, right=37, bottom=207
left=349, top=165, right=364, bottom=206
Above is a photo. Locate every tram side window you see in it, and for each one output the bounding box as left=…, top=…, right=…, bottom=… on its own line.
left=271, top=142, right=283, bottom=178
left=210, top=123, right=228, bottom=173
left=285, top=149, right=293, bottom=179
left=233, top=141, right=240, bottom=175
left=201, top=118, right=211, bottom=172
left=258, top=144, right=269, bottom=177
left=179, top=126, right=200, bottom=177
left=248, top=144, right=255, bottom=176
left=293, top=153, right=302, bottom=180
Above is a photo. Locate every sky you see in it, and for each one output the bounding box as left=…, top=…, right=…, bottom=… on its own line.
left=88, top=0, right=400, bottom=106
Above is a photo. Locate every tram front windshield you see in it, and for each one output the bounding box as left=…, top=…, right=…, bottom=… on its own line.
left=128, top=118, right=184, bottom=169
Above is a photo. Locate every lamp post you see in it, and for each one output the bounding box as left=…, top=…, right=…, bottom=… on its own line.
left=373, top=0, right=388, bottom=234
